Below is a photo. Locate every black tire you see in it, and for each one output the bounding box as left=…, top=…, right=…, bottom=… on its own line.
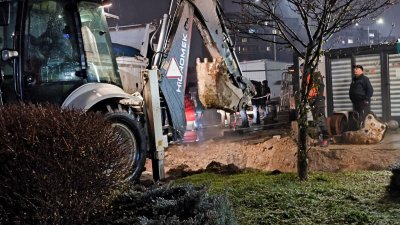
left=331, top=113, right=348, bottom=135
left=104, top=105, right=147, bottom=182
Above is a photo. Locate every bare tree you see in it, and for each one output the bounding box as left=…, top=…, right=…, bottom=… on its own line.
left=231, top=0, right=397, bottom=180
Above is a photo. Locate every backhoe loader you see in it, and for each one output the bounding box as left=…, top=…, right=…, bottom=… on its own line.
left=0, top=0, right=254, bottom=181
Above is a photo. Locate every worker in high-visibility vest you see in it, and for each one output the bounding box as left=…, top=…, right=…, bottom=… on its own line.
left=300, top=63, right=330, bottom=146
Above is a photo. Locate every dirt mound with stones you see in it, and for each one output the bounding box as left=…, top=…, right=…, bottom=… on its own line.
left=163, top=131, right=400, bottom=176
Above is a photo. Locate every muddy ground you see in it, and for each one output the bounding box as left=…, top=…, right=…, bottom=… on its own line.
left=144, top=125, right=400, bottom=179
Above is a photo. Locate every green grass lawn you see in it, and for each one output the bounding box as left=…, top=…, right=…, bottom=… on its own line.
left=172, top=170, right=400, bottom=225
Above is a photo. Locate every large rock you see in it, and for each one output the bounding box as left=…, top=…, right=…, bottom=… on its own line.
left=388, top=120, right=399, bottom=131
left=341, top=113, right=387, bottom=144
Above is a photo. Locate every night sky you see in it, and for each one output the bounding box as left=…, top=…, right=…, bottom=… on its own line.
left=105, top=0, right=400, bottom=89
left=105, top=0, right=400, bottom=85
left=106, top=0, right=400, bottom=39
left=107, top=0, right=211, bottom=83
left=106, top=0, right=171, bottom=27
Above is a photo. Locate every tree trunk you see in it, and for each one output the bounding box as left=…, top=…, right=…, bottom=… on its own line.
left=297, top=124, right=308, bottom=180
left=297, top=101, right=309, bottom=180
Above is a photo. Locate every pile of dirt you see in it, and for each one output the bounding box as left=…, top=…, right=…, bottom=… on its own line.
left=162, top=131, right=400, bottom=177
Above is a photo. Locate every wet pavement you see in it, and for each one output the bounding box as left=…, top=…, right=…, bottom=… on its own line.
left=376, top=131, right=400, bottom=149
left=183, top=122, right=292, bottom=144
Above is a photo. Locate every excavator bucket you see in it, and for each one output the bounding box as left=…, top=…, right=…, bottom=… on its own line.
left=196, top=57, right=246, bottom=112
left=341, top=113, right=387, bottom=144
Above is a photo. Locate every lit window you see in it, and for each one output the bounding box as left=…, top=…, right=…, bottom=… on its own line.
left=266, top=46, right=271, bottom=51
left=348, top=39, right=353, bottom=44
left=242, top=38, right=248, bottom=43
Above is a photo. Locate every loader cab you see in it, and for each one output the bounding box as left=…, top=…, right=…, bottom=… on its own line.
left=0, top=0, right=121, bottom=104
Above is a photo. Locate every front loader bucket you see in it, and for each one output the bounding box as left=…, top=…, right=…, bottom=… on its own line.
left=196, top=57, right=245, bottom=112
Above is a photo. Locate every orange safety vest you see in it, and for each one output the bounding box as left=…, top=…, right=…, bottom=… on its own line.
left=307, top=74, right=318, bottom=99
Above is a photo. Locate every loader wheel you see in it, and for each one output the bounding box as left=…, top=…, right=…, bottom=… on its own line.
left=105, top=109, right=147, bottom=182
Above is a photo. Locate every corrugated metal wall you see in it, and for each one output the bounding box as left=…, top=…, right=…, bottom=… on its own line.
left=388, top=54, right=400, bottom=116
left=331, top=58, right=353, bottom=112
left=330, top=55, right=382, bottom=117
left=325, top=44, right=400, bottom=122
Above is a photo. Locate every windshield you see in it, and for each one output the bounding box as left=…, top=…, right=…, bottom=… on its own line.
left=23, top=0, right=81, bottom=83
left=78, top=1, right=121, bottom=85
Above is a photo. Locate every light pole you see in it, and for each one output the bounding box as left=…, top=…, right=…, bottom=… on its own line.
left=376, top=18, right=384, bottom=43
left=272, top=3, right=276, bottom=61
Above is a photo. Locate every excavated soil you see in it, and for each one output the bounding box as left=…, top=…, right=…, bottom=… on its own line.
left=157, top=127, right=400, bottom=178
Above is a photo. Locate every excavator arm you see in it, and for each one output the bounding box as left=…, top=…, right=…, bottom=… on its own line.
left=153, top=0, right=254, bottom=138
left=144, top=0, right=255, bottom=180
left=192, top=0, right=254, bottom=112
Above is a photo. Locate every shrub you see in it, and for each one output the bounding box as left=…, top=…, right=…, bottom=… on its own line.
left=95, top=184, right=236, bottom=225
left=0, top=103, right=129, bottom=224
left=387, top=161, right=400, bottom=199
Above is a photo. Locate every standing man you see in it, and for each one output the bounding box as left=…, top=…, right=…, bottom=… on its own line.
left=250, top=80, right=263, bottom=125
left=217, top=109, right=231, bottom=128
left=239, top=107, right=249, bottom=128
left=349, top=65, right=373, bottom=127
left=193, top=93, right=205, bottom=129
left=261, top=80, right=271, bottom=119
left=301, top=63, right=330, bottom=146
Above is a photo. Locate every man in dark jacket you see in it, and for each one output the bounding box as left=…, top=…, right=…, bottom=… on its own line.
left=349, top=65, right=373, bottom=126
left=261, top=80, right=271, bottom=119
left=250, top=80, right=263, bottom=125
